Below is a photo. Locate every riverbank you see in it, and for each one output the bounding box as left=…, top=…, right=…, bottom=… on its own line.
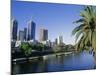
left=13, top=51, right=95, bottom=74
left=12, top=51, right=73, bottom=62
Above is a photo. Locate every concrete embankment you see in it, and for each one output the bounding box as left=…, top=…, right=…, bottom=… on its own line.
left=13, top=52, right=73, bottom=62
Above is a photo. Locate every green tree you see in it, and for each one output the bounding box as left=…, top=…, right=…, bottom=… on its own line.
left=72, top=6, right=96, bottom=54
left=20, top=43, right=32, bottom=58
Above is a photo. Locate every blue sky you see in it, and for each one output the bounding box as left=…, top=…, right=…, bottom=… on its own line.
left=11, top=1, right=85, bottom=44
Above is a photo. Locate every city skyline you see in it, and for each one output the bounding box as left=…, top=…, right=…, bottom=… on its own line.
left=12, top=1, right=85, bottom=44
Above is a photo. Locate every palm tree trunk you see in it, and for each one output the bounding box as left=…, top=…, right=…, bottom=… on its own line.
left=94, top=51, right=96, bottom=65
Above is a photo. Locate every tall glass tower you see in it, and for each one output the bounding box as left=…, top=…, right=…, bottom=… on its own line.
left=24, top=28, right=27, bottom=41
left=28, top=20, right=36, bottom=41
left=59, top=36, right=63, bottom=45
left=11, top=19, right=18, bottom=41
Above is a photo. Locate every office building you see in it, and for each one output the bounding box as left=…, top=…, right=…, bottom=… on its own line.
left=55, top=38, right=58, bottom=45
left=39, top=28, right=48, bottom=42
left=24, top=28, right=27, bottom=41
left=28, top=20, right=36, bottom=41
left=59, top=36, right=63, bottom=45
left=19, top=30, right=24, bottom=41
left=11, top=19, right=18, bottom=41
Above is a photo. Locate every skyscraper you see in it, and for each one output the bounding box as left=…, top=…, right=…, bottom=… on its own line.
left=28, top=20, right=36, bottom=41
left=59, top=36, right=63, bottom=45
left=24, top=28, right=27, bottom=41
left=19, top=30, right=24, bottom=41
left=39, top=28, right=48, bottom=42
left=11, top=19, right=18, bottom=41
left=55, top=38, right=58, bottom=45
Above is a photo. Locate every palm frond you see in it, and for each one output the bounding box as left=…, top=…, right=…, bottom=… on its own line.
left=72, top=6, right=96, bottom=52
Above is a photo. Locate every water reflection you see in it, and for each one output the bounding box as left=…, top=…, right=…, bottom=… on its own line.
left=13, top=51, right=96, bottom=74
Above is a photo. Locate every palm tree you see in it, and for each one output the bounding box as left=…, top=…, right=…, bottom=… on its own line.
left=72, top=6, right=96, bottom=56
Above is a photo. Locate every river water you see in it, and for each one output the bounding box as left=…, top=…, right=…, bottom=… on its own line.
left=13, top=51, right=96, bottom=74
